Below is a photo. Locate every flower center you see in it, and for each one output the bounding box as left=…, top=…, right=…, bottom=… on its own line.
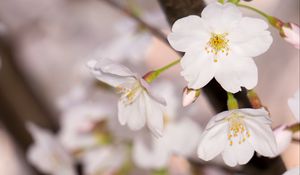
left=226, top=113, right=250, bottom=146
left=117, top=81, right=142, bottom=105
left=205, top=33, right=229, bottom=62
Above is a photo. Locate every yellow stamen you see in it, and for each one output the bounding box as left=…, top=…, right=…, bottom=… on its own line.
left=205, top=33, right=230, bottom=63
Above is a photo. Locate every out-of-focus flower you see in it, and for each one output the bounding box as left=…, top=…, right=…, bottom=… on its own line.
left=132, top=81, right=201, bottom=170
left=283, top=167, right=300, bottom=175
left=288, top=90, right=299, bottom=121
left=89, top=11, right=167, bottom=65
left=273, top=125, right=293, bottom=157
left=182, top=87, right=201, bottom=107
left=58, top=102, right=111, bottom=152
left=168, top=2, right=272, bottom=93
left=197, top=108, right=277, bottom=167
left=88, top=58, right=166, bottom=137
left=281, top=23, right=300, bottom=49
left=26, top=123, right=76, bottom=175
left=133, top=118, right=202, bottom=169
left=82, top=146, right=126, bottom=175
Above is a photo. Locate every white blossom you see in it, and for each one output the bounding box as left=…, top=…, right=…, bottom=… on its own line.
left=26, top=123, right=76, bottom=175
left=87, top=58, right=166, bottom=137
left=197, top=108, right=277, bottom=167
left=58, top=102, right=111, bottom=151
left=273, top=125, right=293, bottom=157
left=133, top=118, right=202, bottom=169
left=283, top=167, right=300, bottom=175
left=168, top=2, right=272, bottom=93
left=282, top=23, right=300, bottom=49
left=288, top=90, right=299, bottom=121
left=82, top=146, right=125, bottom=175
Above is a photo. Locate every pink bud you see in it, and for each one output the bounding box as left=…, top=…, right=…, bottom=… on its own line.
left=182, top=87, right=200, bottom=107
left=282, top=23, right=300, bottom=49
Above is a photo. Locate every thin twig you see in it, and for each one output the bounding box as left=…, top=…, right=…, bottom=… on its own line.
left=101, top=0, right=169, bottom=46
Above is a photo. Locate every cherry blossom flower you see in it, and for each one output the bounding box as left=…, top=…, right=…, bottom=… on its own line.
left=82, top=146, right=126, bottom=175
left=58, top=102, right=111, bottom=152
left=197, top=108, right=277, bottom=167
left=132, top=81, right=201, bottom=170
left=273, top=125, right=293, bottom=157
left=133, top=118, right=202, bottom=169
left=282, top=23, right=300, bottom=49
left=168, top=2, right=273, bottom=93
left=288, top=90, right=299, bottom=121
left=87, top=58, right=166, bottom=137
left=283, top=167, right=300, bottom=175
left=26, top=123, right=76, bottom=175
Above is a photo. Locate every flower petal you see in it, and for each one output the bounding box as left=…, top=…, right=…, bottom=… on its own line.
left=288, top=90, right=299, bottom=121
left=118, top=94, right=146, bottom=130
left=245, top=118, right=278, bottom=157
left=273, top=126, right=293, bottom=156
left=133, top=136, right=169, bottom=169
left=144, top=92, right=164, bottom=137
left=222, top=140, right=254, bottom=167
left=214, top=56, right=257, bottom=93
left=168, top=15, right=210, bottom=52
left=197, top=122, right=227, bottom=161
left=164, top=118, right=202, bottom=156
left=87, top=58, right=136, bottom=87
left=181, top=50, right=217, bottom=89
left=283, top=167, right=300, bottom=175
left=201, top=2, right=242, bottom=33
left=230, top=17, right=273, bottom=57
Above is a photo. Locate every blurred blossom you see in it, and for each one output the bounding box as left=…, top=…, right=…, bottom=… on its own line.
left=288, top=90, right=300, bottom=121
left=88, top=58, right=166, bottom=137
left=283, top=167, right=300, bottom=175
left=89, top=11, right=166, bottom=66
left=133, top=81, right=202, bottom=170
left=273, top=125, right=293, bottom=157
left=168, top=3, right=272, bottom=93
left=82, top=146, right=126, bottom=175
left=26, top=123, right=76, bottom=175
left=58, top=102, right=112, bottom=152
left=198, top=108, right=277, bottom=167
left=282, top=23, right=300, bottom=49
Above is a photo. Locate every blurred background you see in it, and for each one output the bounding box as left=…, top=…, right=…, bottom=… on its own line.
left=0, top=0, right=299, bottom=175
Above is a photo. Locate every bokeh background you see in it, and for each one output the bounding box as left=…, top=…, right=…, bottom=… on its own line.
left=0, top=0, right=299, bottom=174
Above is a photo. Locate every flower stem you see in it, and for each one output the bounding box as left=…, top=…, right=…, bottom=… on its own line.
left=143, top=58, right=181, bottom=83
left=287, top=123, right=300, bottom=133
left=227, top=92, right=239, bottom=110
left=237, top=4, right=283, bottom=30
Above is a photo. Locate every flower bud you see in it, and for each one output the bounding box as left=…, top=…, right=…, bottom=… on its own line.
left=182, top=87, right=200, bottom=107
left=281, top=23, right=300, bottom=49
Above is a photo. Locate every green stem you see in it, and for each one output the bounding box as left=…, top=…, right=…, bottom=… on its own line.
left=287, top=123, right=300, bottom=133
left=218, top=0, right=225, bottom=4
left=237, top=4, right=271, bottom=20
left=237, top=3, right=283, bottom=30
left=143, top=58, right=181, bottom=83
left=227, top=92, right=239, bottom=110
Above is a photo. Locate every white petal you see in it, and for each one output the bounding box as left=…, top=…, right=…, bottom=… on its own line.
left=239, top=108, right=272, bottom=125
left=144, top=92, right=164, bottom=137
left=164, top=118, right=202, bottom=156
left=118, top=94, right=146, bottom=130
left=222, top=140, right=254, bottom=167
left=273, top=126, right=293, bottom=156
left=133, top=136, right=169, bottom=169
left=288, top=90, right=299, bottom=121
left=283, top=167, right=300, bottom=175
left=214, top=56, right=257, bottom=93
left=201, top=2, right=242, bottom=33
left=168, top=15, right=210, bottom=52
left=230, top=17, right=273, bottom=57
left=140, top=78, right=166, bottom=106
left=87, top=58, right=136, bottom=87
left=197, top=122, right=227, bottom=161
left=205, top=110, right=231, bottom=129
left=245, top=118, right=278, bottom=157
left=181, top=50, right=217, bottom=89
